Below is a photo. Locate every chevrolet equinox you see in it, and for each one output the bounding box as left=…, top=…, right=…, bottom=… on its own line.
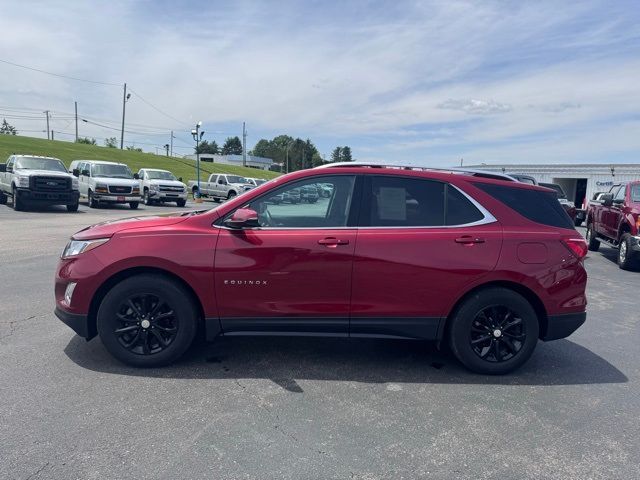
left=55, top=163, right=588, bottom=374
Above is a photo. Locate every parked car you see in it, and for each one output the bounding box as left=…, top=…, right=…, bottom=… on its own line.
left=188, top=174, right=254, bottom=201
left=71, top=160, right=141, bottom=209
left=137, top=168, right=187, bottom=207
left=585, top=181, right=640, bottom=270
left=246, top=177, right=268, bottom=187
left=300, top=185, right=319, bottom=203
left=539, top=182, right=578, bottom=224
left=282, top=187, right=301, bottom=203
left=508, top=174, right=538, bottom=185
left=0, top=155, right=79, bottom=211
left=54, top=163, right=587, bottom=374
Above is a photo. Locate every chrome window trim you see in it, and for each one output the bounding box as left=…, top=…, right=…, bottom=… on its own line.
left=214, top=183, right=497, bottom=231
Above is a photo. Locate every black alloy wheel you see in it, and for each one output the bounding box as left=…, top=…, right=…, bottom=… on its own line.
left=97, top=274, right=198, bottom=367
left=113, top=293, right=179, bottom=355
left=469, top=305, right=525, bottom=363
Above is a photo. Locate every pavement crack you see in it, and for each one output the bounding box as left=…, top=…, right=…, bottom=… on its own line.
left=0, top=314, right=43, bottom=341
left=25, top=462, right=50, bottom=480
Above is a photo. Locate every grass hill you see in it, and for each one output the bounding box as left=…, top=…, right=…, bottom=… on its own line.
left=0, top=135, right=280, bottom=181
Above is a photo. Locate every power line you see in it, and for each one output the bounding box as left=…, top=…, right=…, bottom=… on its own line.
left=0, top=58, right=120, bottom=86
left=128, top=88, right=189, bottom=126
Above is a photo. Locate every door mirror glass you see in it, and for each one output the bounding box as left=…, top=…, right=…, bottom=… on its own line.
left=601, top=193, right=613, bottom=207
left=224, top=208, right=259, bottom=229
left=0, top=164, right=5, bottom=173
left=178, top=177, right=183, bottom=182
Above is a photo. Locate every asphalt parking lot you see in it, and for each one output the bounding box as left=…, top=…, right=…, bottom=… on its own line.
left=0, top=203, right=639, bottom=480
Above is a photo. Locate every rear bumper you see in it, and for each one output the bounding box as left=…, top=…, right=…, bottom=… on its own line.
left=16, top=188, right=79, bottom=205
left=54, top=306, right=94, bottom=339
left=542, top=312, right=586, bottom=341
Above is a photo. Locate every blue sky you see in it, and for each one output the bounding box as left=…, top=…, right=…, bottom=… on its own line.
left=1, top=0, right=639, bottom=165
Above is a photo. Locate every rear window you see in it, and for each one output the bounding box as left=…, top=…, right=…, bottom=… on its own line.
left=475, top=183, right=574, bottom=229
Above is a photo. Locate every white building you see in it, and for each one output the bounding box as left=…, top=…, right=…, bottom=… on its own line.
left=185, top=154, right=273, bottom=171
left=472, top=163, right=640, bottom=208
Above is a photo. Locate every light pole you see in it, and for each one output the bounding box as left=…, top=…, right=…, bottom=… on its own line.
left=191, top=121, right=205, bottom=202
left=120, top=83, right=131, bottom=149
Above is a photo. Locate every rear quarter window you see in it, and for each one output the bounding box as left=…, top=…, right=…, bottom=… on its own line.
left=474, top=183, right=574, bottom=229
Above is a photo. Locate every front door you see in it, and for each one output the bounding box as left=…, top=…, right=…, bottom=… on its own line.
left=350, top=175, right=502, bottom=339
left=214, top=174, right=358, bottom=335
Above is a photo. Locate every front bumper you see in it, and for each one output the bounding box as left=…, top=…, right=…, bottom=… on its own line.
left=149, top=191, right=187, bottom=201
left=542, top=312, right=586, bottom=341
left=16, top=188, right=79, bottom=205
left=54, top=306, right=93, bottom=339
left=93, top=194, right=141, bottom=203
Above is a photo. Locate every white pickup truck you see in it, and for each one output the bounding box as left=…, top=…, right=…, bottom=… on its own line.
left=188, top=173, right=255, bottom=202
left=137, top=168, right=187, bottom=207
left=0, top=155, right=80, bottom=211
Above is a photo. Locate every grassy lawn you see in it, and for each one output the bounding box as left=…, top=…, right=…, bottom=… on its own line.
left=0, top=135, right=280, bottom=182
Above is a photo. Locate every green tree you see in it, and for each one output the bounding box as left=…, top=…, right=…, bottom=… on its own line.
left=0, top=119, right=17, bottom=135
left=331, top=147, right=342, bottom=163
left=341, top=146, right=353, bottom=162
left=196, top=140, right=219, bottom=154
left=221, top=136, right=243, bottom=155
left=126, top=145, right=143, bottom=152
left=76, top=137, right=96, bottom=145
left=104, top=137, right=117, bottom=148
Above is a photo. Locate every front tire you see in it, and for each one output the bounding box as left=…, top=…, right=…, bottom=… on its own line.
left=618, top=233, right=640, bottom=271
left=585, top=224, right=600, bottom=251
left=0, top=192, right=7, bottom=205
left=448, top=288, right=539, bottom=375
left=227, top=191, right=237, bottom=201
left=66, top=202, right=79, bottom=212
left=88, top=190, right=98, bottom=208
left=176, top=199, right=186, bottom=207
left=12, top=186, right=24, bottom=211
left=129, top=201, right=139, bottom=210
left=97, top=274, right=198, bottom=367
left=143, top=189, right=153, bottom=205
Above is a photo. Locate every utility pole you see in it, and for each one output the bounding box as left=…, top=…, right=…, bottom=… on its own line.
left=74, top=102, right=78, bottom=142
left=170, top=131, right=175, bottom=157
left=242, top=122, right=247, bottom=167
left=44, top=110, right=50, bottom=140
left=191, top=122, right=204, bottom=202
left=120, top=83, right=130, bottom=149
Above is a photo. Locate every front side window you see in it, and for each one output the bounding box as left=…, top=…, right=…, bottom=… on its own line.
left=631, top=185, right=640, bottom=203
left=226, top=175, right=248, bottom=184
left=247, top=175, right=356, bottom=228
left=615, top=185, right=626, bottom=201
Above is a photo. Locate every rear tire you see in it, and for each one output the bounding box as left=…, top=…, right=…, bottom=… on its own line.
left=574, top=217, right=583, bottom=227
left=585, top=224, right=600, bottom=251
left=97, top=274, right=198, bottom=367
left=617, top=233, right=640, bottom=271
left=448, top=288, right=539, bottom=375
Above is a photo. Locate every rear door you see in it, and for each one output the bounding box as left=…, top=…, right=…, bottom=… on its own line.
left=350, top=175, right=502, bottom=339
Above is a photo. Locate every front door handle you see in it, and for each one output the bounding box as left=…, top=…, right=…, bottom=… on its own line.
left=318, top=237, right=349, bottom=247
left=455, top=236, right=485, bottom=245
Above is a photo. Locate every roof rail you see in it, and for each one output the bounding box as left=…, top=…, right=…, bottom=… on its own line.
left=315, top=162, right=517, bottom=182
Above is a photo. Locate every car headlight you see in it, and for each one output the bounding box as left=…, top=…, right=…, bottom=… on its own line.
left=16, top=175, right=29, bottom=188
left=95, top=183, right=108, bottom=193
left=62, top=238, right=110, bottom=258
left=150, top=184, right=159, bottom=191
left=72, top=177, right=79, bottom=190
left=132, top=186, right=140, bottom=193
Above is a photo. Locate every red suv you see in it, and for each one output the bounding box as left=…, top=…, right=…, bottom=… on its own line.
left=54, top=164, right=588, bottom=374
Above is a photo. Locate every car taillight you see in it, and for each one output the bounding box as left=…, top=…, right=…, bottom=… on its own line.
left=636, top=216, right=640, bottom=234
left=561, top=237, right=588, bottom=259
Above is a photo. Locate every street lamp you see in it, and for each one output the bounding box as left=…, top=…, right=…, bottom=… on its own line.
left=282, top=141, right=294, bottom=174
left=191, top=121, right=204, bottom=202
left=120, top=83, right=131, bottom=149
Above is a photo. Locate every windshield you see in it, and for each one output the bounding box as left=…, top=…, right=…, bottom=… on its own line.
left=147, top=170, right=177, bottom=180
left=14, top=157, right=67, bottom=172
left=631, top=185, right=640, bottom=203
left=541, top=183, right=567, bottom=199
left=226, top=175, right=248, bottom=184
left=92, top=164, right=133, bottom=179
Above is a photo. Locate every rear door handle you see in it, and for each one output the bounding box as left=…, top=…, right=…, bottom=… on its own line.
left=318, top=237, right=349, bottom=246
left=455, top=236, right=485, bottom=245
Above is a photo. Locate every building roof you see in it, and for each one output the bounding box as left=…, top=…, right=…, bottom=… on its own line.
left=195, top=154, right=273, bottom=165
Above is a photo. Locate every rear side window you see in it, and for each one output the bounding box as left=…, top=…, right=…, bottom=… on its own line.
left=362, top=176, right=485, bottom=227
left=475, top=183, right=574, bottom=229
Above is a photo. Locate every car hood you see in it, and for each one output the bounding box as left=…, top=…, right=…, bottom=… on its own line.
left=230, top=182, right=254, bottom=189
left=93, top=177, right=139, bottom=187
left=72, top=211, right=200, bottom=240
left=148, top=179, right=185, bottom=187
left=14, top=168, right=72, bottom=178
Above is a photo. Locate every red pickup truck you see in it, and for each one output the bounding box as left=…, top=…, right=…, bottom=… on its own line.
left=586, top=181, right=640, bottom=270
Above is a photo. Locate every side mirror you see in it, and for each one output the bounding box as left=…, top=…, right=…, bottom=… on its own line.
left=133, top=173, right=140, bottom=180
left=224, top=208, right=259, bottom=229
left=178, top=177, right=183, bottom=182
left=72, top=168, right=80, bottom=177
left=82, top=169, right=90, bottom=176
left=601, top=193, right=613, bottom=207
left=0, top=164, right=5, bottom=173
